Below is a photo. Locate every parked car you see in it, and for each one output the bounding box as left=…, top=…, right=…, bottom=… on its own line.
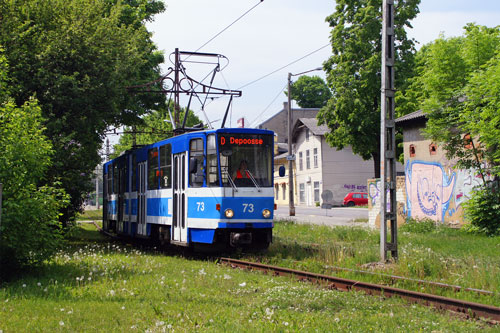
left=343, top=192, right=368, bottom=207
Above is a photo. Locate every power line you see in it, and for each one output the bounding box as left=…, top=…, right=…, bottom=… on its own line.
left=194, top=0, right=264, bottom=53
left=237, top=43, right=330, bottom=90
left=249, top=84, right=287, bottom=127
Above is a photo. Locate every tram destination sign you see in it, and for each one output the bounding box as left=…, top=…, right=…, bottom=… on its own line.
left=219, top=134, right=272, bottom=147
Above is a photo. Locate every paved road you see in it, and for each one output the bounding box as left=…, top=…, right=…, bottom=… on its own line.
left=274, top=205, right=369, bottom=227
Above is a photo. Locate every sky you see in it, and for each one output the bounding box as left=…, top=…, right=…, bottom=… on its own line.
left=139, top=0, right=500, bottom=133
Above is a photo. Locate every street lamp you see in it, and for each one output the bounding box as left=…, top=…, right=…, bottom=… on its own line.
left=287, top=67, right=323, bottom=217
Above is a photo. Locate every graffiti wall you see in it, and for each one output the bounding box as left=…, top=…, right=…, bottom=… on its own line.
left=368, top=177, right=406, bottom=229
left=368, top=160, right=490, bottom=228
left=405, top=160, right=489, bottom=224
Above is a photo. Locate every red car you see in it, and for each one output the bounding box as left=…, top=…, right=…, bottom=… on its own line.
left=343, top=192, right=368, bottom=207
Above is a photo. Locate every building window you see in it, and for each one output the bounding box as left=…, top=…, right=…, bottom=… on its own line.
left=409, top=144, right=416, bottom=157
left=299, top=183, right=305, bottom=203
left=429, top=143, right=437, bottom=156
left=306, top=150, right=310, bottom=169
left=299, top=152, right=303, bottom=171
left=282, top=183, right=286, bottom=200
left=314, top=181, right=320, bottom=202
left=305, top=129, right=310, bottom=142
left=463, top=134, right=473, bottom=149
left=275, top=184, right=279, bottom=200
left=313, top=148, right=318, bottom=168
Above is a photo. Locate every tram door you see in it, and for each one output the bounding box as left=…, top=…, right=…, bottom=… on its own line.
left=172, top=152, right=187, bottom=243
left=137, top=161, right=147, bottom=235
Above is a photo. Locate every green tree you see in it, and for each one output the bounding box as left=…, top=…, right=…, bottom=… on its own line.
left=287, top=75, right=332, bottom=108
left=398, top=24, right=500, bottom=173
left=398, top=24, right=500, bottom=233
left=0, top=53, right=69, bottom=273
left=317, top=0, right=420, bottom=177
left=0, top=0, right=165, bottom=223
left=112, top=104, right=203, bottom=158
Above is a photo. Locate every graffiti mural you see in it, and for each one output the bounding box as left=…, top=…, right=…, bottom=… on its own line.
left=367, top=177, right=407, bottom=228
left=368, top=161, right=490, bottom=228
left=405, top=161, right=456, bottom=221
left=405, top=160, right=490, bottom=223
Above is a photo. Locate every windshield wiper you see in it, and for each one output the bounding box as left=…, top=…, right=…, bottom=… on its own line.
left=246, top=170, right=261, bottom=192
left=223, top=169, right=238, bottom=191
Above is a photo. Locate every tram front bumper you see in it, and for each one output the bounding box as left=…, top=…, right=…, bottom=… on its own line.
left=229, top=232, right=252, bottom=247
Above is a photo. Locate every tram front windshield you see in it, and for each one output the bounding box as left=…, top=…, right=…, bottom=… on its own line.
left=219, top=133, right=273, bottom=187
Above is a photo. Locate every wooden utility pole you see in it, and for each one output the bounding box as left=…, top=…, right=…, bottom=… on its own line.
left=380, top=0, right=398, bottom=261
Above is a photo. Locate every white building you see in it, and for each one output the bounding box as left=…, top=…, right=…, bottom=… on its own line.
left=292, top=118, right=374, bottom=207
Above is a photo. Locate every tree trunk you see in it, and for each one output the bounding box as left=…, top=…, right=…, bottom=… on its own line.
left=372, top=151, right=380, bottom=179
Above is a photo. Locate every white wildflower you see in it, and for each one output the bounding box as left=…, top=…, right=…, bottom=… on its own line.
left=239, top=282, right=246, bottom=287
left=223, top=274, right=232, bottom=280
left=59, top=321, right=64, bottom=326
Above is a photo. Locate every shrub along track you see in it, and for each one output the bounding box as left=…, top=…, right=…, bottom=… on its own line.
left=220, top=257, right=500, bottom=324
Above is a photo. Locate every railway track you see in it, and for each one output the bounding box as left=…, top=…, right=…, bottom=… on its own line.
left=220, top=257, right=500, bottom=323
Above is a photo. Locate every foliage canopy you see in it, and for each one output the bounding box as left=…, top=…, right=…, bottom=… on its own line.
left=287, top=75, right=332, bottom=108
left=317, top=0, right=420, bottom=177
left=0, top=0, right=165, bottom=222
left=0, top=53, right=69, bottom=272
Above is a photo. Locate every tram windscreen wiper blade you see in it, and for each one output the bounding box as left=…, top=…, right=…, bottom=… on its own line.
left=224, top=169, right=238, bottom=190
left=245, top=170, right=261, bottom=192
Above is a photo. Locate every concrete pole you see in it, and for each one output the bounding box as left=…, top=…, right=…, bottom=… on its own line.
left=287, top=73, right=295, bottom=216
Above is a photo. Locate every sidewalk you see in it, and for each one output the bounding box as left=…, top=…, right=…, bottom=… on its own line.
left=274, top=210, right=370, bottom=228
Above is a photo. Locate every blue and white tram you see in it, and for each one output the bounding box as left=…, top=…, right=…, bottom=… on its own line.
left=102, top=128, right=275, bottom=250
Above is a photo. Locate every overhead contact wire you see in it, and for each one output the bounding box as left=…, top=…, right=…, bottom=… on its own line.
left=237, top=43, right=330, bottom=90
left=194, top=0, right=265, bottom=53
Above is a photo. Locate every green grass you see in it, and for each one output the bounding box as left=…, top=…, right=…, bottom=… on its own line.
left=0, top=224, right=493, bottom=331
left=240, top=220, right=500, bottom=307
left=76, top=209, right=102, bottom=221
left=351, top=217, right=369, bottom=223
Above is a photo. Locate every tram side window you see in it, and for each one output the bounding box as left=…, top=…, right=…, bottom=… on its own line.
left=131, top=155, right=137, bottom=192
left=160, top=144, right=172, bottom=189
left=148, top=148, right=159, bottom=190
left=189, top=138, right=204, bottom=187
left=107, top=164, right=113, bottom=194
left=206, top=134, right=218, bottom=186
left=113, top=164, right=119, bottom=194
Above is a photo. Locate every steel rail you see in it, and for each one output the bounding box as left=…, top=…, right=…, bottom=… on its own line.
left=220, top=257, right=500, bottom=323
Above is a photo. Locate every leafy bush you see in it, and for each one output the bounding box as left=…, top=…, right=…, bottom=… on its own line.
left=0, top=96, right=68, bottom=275
left=400, top=217, right=437, bottom=233
left=463, top=184, right=500, bottom=236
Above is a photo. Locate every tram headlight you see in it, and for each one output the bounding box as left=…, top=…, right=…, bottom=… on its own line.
left=225, top=208, right=234, bottom=218
left=262, top=209, right=271, bottom=219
